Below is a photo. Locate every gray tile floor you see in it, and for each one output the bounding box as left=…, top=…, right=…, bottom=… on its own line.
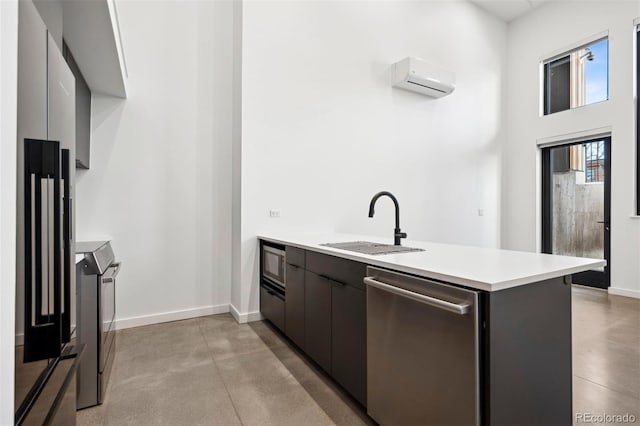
left=78, top=286, right=639, bottom=426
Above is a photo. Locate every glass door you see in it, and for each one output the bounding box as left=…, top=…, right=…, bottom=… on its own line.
left=542, top=137, right=611, bottom=288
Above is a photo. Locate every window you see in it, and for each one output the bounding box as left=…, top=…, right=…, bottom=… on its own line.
left=543, top=37, right=609, bottom=115
left=584, top=140, right=605, bottom=183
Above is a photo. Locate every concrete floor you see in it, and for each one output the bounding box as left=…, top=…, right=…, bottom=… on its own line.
left=78, top=286, right=639, bottom=426
left=571, top=286, right=640, bottom=423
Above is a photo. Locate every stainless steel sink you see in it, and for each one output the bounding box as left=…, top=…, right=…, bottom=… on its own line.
left=321, top=241, right=424, bottom=256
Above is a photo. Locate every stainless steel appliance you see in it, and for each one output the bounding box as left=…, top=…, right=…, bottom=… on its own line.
left=260, top=243, right=286, bottom=331
left=262, top=245, right=286, bottom=288
left=364, top=266, right=480, bottom=426
left=14, top=1, right=81, bottom=424
left=76, top=241, right=120, bottom=409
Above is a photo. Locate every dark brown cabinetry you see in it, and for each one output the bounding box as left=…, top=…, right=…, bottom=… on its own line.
left=303, top=267, right=367, bottom=404
left=305, top=252, right=367, bottom=405
left=306, top=251, right=366, bottom=290
left=304, top=271, right=332, bottom=372
left=286, top=246, right=305, bottom=269
left=331, top=281, right=366, bottom=405
left=260, top=284, right=285, bottom=332
left=260, top=241, right=367, bottom=407
left=285, top=263, right=305, bottom=349
left=284, top=246, right=306, bottom=349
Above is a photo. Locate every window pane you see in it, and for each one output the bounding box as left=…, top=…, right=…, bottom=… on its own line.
left=584, top=140, right=605, bottom=183
left=544, top=56, right=570, bottom=115
left=583, top=39, right=608, bottom=105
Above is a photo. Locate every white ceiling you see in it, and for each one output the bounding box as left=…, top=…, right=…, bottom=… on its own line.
left=469, top=0, right=552, bottom=22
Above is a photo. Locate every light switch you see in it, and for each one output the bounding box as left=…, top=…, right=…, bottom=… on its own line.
left=269, top=209, right=281, bottom=218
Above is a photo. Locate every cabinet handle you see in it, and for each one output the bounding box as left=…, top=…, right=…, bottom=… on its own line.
left=289, top=264, right=300, bottom=270
left=319, top=274, right=346, bottom=286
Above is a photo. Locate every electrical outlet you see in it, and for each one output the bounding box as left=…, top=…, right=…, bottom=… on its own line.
left=269, top=209, right=281, bottom=218
left=478, top=209, right=484, bottom=217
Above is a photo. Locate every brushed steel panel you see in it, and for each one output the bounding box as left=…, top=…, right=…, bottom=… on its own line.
left=365, top=266, right=479, bottom=426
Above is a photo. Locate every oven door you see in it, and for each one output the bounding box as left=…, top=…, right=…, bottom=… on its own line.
left=99, top=262, right=119, bottom=373
left=262, top=245, right=286, bottom=288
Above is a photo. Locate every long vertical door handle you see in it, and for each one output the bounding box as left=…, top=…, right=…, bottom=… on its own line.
left=61, top=148, right=71, bottom=342
left=69, top=197, right=73, bottom=240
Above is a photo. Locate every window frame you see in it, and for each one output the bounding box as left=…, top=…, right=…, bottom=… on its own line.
left=541, top=34, right=609, bottom=116
left=636, top=27, right=640, bottom=215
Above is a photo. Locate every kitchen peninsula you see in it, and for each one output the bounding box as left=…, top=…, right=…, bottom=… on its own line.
left=258, top=233, right=606, bottom=426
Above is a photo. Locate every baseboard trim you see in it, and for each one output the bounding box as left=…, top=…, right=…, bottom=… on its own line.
left=229, top=303, right=263, bottom=324
left=114, top=304, right=230, bottom=330
left=608, top=287, right=640, bottom=299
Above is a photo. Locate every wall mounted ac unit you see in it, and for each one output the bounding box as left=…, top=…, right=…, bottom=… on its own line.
left=391, top=57, right=456, bottom=98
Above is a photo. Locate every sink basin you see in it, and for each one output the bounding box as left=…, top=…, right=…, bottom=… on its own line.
left=321, top=241, right=424, bottom=256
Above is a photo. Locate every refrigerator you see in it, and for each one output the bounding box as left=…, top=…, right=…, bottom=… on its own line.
left=14, top=1, right=82, bottom=424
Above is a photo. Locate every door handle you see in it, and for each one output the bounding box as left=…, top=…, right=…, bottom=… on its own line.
left=69, top=197, right=73, bottom=240
left=364, top=276, right=470, bottom=315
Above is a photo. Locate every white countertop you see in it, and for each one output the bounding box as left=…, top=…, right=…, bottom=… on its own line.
left=258, top=233, right=607, bottom=292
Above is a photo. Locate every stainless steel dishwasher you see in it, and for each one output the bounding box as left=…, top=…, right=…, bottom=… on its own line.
left=364, top=266, right=480, bottom=426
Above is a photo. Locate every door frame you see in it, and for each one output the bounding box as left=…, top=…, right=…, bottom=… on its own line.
left=541, top=136, right=611, bottom=289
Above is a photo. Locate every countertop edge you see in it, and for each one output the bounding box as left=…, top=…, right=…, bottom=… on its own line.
left=257, top=235, right=607, bottom=292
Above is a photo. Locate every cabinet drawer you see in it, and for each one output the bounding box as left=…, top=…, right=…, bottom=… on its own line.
left=286, top=246, right=305, bottom=268
left=260, top=285, right=285, bottom=332
left=306, top=251, right=366, bottom=290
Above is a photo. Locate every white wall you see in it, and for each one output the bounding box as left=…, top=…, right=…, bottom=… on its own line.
left=234, top=1, right=507, bottom=317
left=503, top=1, right=640, bottom=298
left=230, top=0, right=244, bottom=320
left=212, top=0, right=235, bottom=324
left=76, top=0, right=234, bottom=328
left=0, top=0, right=18, bottom=421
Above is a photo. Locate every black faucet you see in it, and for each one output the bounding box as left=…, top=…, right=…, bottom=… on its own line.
left=368, top=191, right=407, bottom=246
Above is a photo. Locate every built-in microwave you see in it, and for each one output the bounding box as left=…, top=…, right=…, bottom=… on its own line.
left=262, top=245, right=286, bottom=288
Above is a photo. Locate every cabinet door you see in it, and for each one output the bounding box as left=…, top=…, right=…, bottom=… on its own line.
left=18, top=1, right=48, bottom=140
left=47, top=33, right=75, bottom=153
left=285, top=264, right=305, bottom=349
left=285, top=246, right=305, bottom=268
left=306, top=251, right=366, bottom=290
left=260, top=285, right=285, bottom=332
left=331, top=283, right=367, bottom=406
left=304, top=271, right=331, bottom=373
